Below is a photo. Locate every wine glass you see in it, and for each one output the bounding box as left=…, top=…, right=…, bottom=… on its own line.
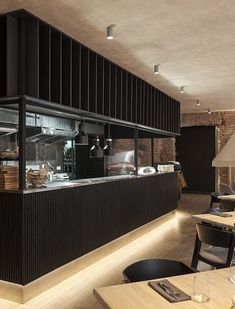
left=192, top=273, right=210, bottom=303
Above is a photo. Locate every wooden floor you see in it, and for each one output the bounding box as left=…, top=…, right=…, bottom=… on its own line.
left=0, top=193, right=210, bottom=308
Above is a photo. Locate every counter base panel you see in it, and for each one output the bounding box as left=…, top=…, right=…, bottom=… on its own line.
left=0, top=173, right=178, bottom=285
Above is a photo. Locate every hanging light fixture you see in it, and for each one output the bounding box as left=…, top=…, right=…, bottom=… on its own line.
left=75, top=117, right=88, bottom=145
left=103, top=124, right=114, bottom=156
left=90, top=136, right=103, bottom=158
left=153, top=64, right=160, bottom=75
left=208, top=108, right=212, bottom=115
left=180, top=86, right=185, bottom=93
left=196, top=100, right=200, bottom=106
left=107, top=24, right=116, bottom=40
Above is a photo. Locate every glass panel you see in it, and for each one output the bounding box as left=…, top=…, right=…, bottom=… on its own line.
left=105, top=137, right=135, bottom=176
left=25, top=104, right=77, bottom=188
left=137, top=138, right=156, bottom=175
left=0, top=103, right=19, bottom=191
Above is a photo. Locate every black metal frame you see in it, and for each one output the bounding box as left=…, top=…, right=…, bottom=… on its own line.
left=0, top=95, right=179, bottom=190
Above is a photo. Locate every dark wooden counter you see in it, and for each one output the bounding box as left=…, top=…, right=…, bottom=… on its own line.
left=0, top=172, right=178, bottom=285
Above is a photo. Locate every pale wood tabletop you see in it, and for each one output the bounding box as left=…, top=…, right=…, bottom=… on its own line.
left=192, top=212, right=235, bottom=230
left=93, top=268, right=235, bottom=308
left=219, top=194, right=235, bottom=201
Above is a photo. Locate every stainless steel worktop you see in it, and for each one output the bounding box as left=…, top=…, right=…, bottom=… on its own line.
left=22, top=172, right=177, bottom=194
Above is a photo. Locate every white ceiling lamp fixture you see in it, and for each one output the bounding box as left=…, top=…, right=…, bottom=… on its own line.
left=196, top=100, right=200, bottom=106
left=153, top=64, right=160, bottom=75
left=106, top=24, right=116, bottom=40
left=208, top=108, right=212, bottom=115
left=180, top=86, right=185, bottom=93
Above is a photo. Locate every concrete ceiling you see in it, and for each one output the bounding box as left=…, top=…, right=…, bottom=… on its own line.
left=1, top=0, right=235, bottom=113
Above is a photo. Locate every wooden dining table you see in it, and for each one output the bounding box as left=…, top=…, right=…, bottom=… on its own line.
left=192, top=211, right=235, bottom=230
left=93, top=268, right=235, bottom=308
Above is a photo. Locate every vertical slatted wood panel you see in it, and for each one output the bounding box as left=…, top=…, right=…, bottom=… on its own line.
left=62, top=35, right=71, bottom=106
left=116, top=66, right=122, bottom=119
left=39, top=22, right=49, bottom=100
left=132, top=75, right=137, bottom=123
left=0, top=16, right=6, bottom=97
left=51, top=29, right=61, bottom=104
left=104, top=58, right=110, bottom=116
left=89, top=50, right=97, bottom=113
left=80, top=45, right=89, bottom=111
left=121, top=70, right=127, bottom=120
left=110, top=62, right=116, bottom=118
left=96, top=55, right=104, bottom=115
left=0, top=192, right=22, bottom=284
left=71, top=41, right=80, bottom=109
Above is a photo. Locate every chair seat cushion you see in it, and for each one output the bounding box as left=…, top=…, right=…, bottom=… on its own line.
left=200, top=246, right=232, bottom=264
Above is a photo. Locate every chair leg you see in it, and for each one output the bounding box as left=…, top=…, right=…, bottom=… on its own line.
left=191, top=235, right=201, bottom=270
left=209, top=196, right=213, bottom=208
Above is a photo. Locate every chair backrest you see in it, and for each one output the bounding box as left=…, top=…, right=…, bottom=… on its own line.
left=220, top=199, right=235, bottom=211
left=123, top=259, right=194, bottom=282
left=196, top=222, right=234, bottom=248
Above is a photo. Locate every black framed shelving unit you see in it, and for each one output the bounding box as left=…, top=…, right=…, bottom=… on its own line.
left=0, top=9, right=180, bottom=135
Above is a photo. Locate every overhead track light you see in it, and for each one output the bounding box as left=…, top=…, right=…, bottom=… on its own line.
left=107, top=24, right=116, bottom=40
left=153, top=64, right=160, bottom=75
left=180, top=86, right=185, bottom=93
left=196, top=100, right=200, bottom=106
left=75, top=117, right=88, bottom=145
left=208, top=108, right=212, bottom=115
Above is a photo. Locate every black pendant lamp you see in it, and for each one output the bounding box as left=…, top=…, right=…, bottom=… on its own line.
left=103, top=125, right=114, bottom=156
left=90, top=136, right=103, bottom=158
left=75, top=117, right=88, bottom=145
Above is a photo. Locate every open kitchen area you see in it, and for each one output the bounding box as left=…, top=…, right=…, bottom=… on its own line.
left=2, top=1, right=235, bottom=308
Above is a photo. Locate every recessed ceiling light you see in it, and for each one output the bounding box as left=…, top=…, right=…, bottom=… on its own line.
left=153, top=64, right=160, bottom=75
left=208, top=108, right=212, bottom=114
left=180, top=86, right=185, bottom=93
left=107, top=24, right=116, bottom=40
left=196, top=100, right=200, bottom=106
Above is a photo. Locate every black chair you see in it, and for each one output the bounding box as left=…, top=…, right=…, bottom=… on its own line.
left=191, top=222, right=235, bottom=270
left=209, top=192, right=221, bottom=208
left=220, top=199, right=235, bottom=211
left=123, top=259, right=195, bottom=283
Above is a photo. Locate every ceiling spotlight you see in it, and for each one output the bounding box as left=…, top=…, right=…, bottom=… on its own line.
left=208, top=108, right=212, bottom=115
left=180, top=86, right=185, bottom=93
left=107, top=24, right=116, bottom=40
left=196, top=100, right=200, bottom=106
left=153, top=65, right=160, bottom=75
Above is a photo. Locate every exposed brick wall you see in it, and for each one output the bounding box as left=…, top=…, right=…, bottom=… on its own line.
left=181, top=111, right=235, bottom=184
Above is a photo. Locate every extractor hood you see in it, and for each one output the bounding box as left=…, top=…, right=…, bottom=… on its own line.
left=212, top=133, right=235, bottom=167
left=26, top=126, right=75, bottom=143
left=0, top=122, right=18, bottom=136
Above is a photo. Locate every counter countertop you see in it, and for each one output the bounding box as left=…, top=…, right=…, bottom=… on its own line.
left=1, top=171, right=178, bottom=194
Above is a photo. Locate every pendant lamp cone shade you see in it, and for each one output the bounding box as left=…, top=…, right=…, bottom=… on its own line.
left=90, top=136, right=103, bottom=158
left=75, top=119, right=88, bottom=145
left=212, top=133, right=235, bottom=167
left=103, top=138, right=114, bottom=156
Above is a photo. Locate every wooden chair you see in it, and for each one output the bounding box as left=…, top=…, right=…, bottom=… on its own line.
left=123, top=259, right=195, bottom=283
left=191, top=222, right=235, bottom=270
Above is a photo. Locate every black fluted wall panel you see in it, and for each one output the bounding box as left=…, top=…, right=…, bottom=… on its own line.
left=0, top=173, right=177, bottom=285
left=0, top=10, right=180, bottom=134
left=0, top=192, right=22, bottom=284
